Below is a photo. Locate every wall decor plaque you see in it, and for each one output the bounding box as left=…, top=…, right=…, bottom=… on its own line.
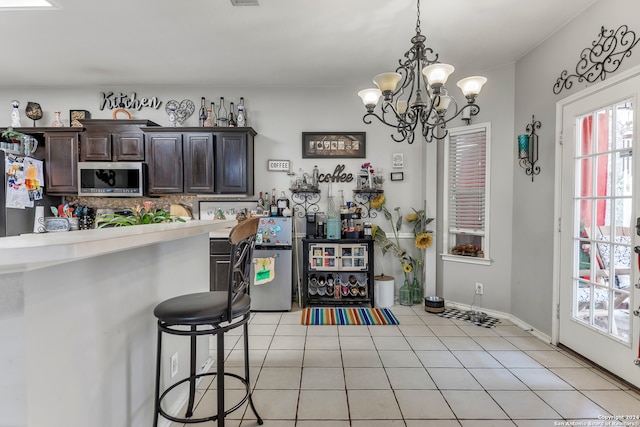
left=70, top=110, right=91, bottom=127
left=302, top=132, right=366, bottom=159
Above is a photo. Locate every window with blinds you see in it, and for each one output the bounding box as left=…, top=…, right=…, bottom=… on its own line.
left=444, top=123, right=491, bottom=260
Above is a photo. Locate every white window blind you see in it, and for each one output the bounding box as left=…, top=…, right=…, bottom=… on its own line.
left=448, top=128, right=487, bottom=235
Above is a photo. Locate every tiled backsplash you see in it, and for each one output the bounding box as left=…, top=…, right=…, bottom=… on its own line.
left=63, top=195, right=260, bottom=219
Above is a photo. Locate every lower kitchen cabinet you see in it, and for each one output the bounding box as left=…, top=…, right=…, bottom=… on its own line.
left=210, top=238, right=231, bottom=291
left=302, top=238, right=374, bottom=307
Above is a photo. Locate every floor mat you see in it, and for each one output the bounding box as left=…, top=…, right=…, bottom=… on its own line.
left=301, top=307, right=399, bottom=325
left=436, top=308, right=501, bottom=328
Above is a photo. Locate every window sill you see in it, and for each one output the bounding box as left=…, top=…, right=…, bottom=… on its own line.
left=441, top=253, right=492, bottom=266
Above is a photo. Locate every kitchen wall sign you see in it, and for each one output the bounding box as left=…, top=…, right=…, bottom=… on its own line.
left=99, top=92, right=162, bottom=111
left=268, top=159, right=291, bottom=172
left=317, top=164, right=354, bottom=183
left=302, top=132, right=366, bottom=159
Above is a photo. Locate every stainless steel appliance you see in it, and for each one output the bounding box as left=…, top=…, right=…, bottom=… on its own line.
left=250, top=216, right=293, bottom=311
left=78, top=161, right=145, bottom=197
left=1, top=150, right=60, bottom=237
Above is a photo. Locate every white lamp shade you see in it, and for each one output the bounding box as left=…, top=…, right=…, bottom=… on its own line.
left=373, top=72, right=402, bottom=92
left=396, top=100, right=408, bottom=114
left=358, top=88, right=382, bottom=107
left=457, top=76, right=487, bottom=97
left=422, top=64, right=455, bottom=86
left=434, top=95, right=451, bottom=112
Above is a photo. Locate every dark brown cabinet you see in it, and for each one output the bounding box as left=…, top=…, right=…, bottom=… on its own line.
left=145, top=132, right=184, bottom=194
left=80, top=120, right=156, bottom=162
left=184, top=132, right=215, bottom=194
left=45, top=131, right=80, bottom=195
left=215, top=131, right=254, bottom=195
left=143, top=127, right=255, bottom=196
left=210, top=238, right=231, bottom=291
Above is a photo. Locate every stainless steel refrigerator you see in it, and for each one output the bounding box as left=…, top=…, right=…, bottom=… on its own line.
left=1, top=150, right=60, bottom=237
left=250, top=216, right=293, bottom=311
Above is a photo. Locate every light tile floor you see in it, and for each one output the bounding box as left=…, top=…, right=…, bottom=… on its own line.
left=168, top=304, right=640, bottom=426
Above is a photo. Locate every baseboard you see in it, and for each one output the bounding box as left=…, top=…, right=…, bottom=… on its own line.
left=444, top=300, right=553, bottom=344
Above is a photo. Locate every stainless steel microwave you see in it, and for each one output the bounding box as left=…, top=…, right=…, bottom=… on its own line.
left=78, top=162, right=145, bottom=197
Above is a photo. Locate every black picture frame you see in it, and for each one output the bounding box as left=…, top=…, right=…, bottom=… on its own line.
left=302, top=132, right=366, bottom=158
left=390, top=172, right=404, bottom=181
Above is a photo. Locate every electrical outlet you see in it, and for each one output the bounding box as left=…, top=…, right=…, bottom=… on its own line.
left=170, top=352, right=178, bottom=378
left=475, top=282, right=484, bottom=295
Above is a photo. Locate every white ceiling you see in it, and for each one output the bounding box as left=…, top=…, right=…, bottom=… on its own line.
left=0, top=0, right=596, bottom=89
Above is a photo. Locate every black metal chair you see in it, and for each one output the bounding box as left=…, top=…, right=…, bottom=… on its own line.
left=153, top=217, right=263, bottom=426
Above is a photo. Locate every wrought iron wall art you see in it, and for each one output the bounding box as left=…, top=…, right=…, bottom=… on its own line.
left=517, top=116, right=541, bottom=181
left=290, top=188, right=322, bottom=218
left=352, top=189, right=383, bottom=218
left=553, top=25, right=639, bottom=95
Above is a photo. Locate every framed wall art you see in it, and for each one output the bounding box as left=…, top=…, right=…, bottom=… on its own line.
left=302, top=132, right=366, bottom=158
left=390, top=172, right=404, bottom=181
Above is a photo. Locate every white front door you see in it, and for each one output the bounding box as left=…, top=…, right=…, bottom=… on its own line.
left=558, top=72, right=640, bottom=387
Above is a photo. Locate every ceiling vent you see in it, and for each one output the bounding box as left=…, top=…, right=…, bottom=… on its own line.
left=230, top=0, right=259, bottom=6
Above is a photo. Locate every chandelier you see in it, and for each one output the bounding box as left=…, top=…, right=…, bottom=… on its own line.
left=357, top=0, right=487, bottom=144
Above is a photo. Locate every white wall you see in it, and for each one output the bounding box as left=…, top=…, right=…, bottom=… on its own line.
left=436, top=64, right=516, bottom=313
left=512, top=0, right=640, bottom=334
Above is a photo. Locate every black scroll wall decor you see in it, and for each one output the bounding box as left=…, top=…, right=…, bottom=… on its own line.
left=553, top=25, right=639, bottom=95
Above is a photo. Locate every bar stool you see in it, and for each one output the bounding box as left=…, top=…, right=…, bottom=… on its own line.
left=153, top=217, right=263, bottom=426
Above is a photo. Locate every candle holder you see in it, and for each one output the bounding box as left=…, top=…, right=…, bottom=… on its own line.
left=518, top=115, right=541, bottom=182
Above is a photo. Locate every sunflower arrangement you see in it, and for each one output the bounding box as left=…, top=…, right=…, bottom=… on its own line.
left=371, top=195, right=434, bottom=284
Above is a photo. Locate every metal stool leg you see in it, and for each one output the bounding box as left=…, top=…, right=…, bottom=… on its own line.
left=153, top=326, right=162, bottom=427
left=244, top=322, right=263, bottom=424
left=185, top=326, right=197, bottom=418
left=217, top=331, right=225, bottom=427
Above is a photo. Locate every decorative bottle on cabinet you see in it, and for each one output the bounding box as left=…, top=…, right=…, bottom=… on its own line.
left=237, top=97, right=246, bottom=127
left=51, top=111, right=64, bottom=127
left=228, top=102, right=236, bottom=127
left=198, top=97, right=206, bottom=127
left=204, top=108, right=214, bottom=127
left=217, top=97, right=228, bottom=127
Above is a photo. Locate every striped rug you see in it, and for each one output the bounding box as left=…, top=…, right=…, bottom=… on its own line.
left=301, top=307, right=399, bottom=326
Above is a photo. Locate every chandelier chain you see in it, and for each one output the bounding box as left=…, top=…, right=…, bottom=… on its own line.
left=415, top=0, right=421, bottom=35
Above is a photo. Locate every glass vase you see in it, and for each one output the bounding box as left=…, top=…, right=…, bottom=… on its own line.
left=398, top=278, right=412, bottom=306
left=411, top=276, right=423, bottom=304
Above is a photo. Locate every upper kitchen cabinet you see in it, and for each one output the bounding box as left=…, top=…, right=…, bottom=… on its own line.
left=145, top=131, right=183, bottom=194
left=45, top=131, right=80, bottom=195
left=183, top=132, right=215, bottom=194
left=143, top=127, right=256, bottom=196
left=215, top=129, right=255, bottom=195
left=79, top=120, right=157, bottom=162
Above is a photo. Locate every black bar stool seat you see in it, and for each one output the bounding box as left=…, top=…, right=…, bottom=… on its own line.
left=152, top=218, right=263, bottom=427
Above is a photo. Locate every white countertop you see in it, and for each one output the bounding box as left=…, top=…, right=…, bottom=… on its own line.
left=0, top=219, right=235, bottom=274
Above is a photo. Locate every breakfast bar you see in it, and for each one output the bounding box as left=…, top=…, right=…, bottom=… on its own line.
left=0, top=220, right=234, bottom=427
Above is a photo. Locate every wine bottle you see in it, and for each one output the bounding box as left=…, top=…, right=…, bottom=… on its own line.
left=210, top=102, right=217, bottom=126
left=277, top=190, right=290, bottom=216
left=199, top=97, right=206, bottom=127
left=237, top=97, right=246, bottom=127
left=217, top=97, right=228, bottom=127
left=228, top=101, right=236, bottom=127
